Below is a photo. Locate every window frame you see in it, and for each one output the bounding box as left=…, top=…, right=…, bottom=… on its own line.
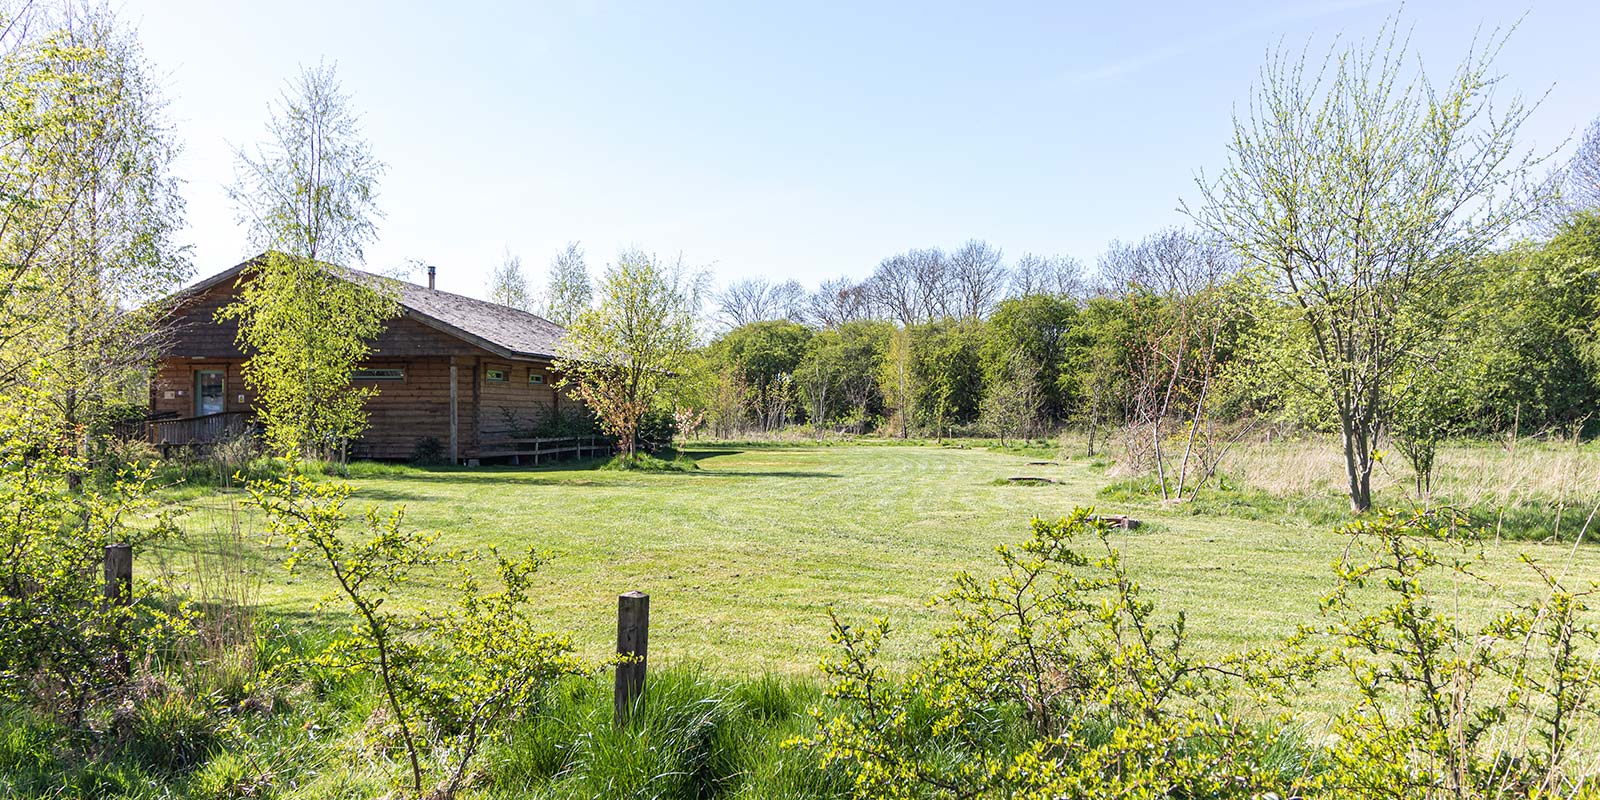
left=352, top=368, right=406, bottom=382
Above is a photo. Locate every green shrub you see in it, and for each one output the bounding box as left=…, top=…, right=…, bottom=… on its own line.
left=0, top=380, right=188, bottom=725
left=490, top=669, right=848, bottom=799
left=411, top=436, right=446, bottom=466
left=126, top=691, right=223, bottom=773
left=797, top=508, right=1322, bottom=798
left=247, top=466, right=590, bottom=797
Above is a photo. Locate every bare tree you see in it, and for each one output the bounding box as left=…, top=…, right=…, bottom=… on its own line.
left=544, top=241, right=590, bottom=326
left=865, top=253, right=922, bottom=325
left=714, top=277, right=804, bottom=328
left=1010, top=253, right=1086, bottom=299
left=908, top=247, right=952, bottom=320
left=487, top=248, right=533, bottom=311
left=1098, top=230, right=1240, bottom=500
left=948, top=239, right=1007, bottom=319
left=802, top=276, right=872, bottom=328
left=1556, top=114, right=1600, bottom=219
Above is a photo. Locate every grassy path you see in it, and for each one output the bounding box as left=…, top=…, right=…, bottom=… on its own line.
left=159, top=444, right=1600, bottom=676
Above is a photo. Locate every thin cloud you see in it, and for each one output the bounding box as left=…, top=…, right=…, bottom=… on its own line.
left=1059, top=0, right=1398, bottom=87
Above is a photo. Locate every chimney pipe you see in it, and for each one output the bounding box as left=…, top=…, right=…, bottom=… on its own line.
left=427, top=265, right=436, bottom=290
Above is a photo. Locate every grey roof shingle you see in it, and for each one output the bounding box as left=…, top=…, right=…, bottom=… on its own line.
left=382, top=273, right=566, bottom=359
left=181, top=256, right=567, bottom=361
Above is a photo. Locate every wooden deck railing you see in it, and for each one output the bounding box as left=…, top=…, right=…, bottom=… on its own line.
left=148, top=411, right=253, bottom=447
left=477, top=435, right=613, bottom=465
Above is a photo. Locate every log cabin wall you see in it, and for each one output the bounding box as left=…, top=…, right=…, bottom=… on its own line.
left=152, top=272, right=569, bottom=461
left=151, top=359, right=254, bottom=418
left=477, top=360, right=561, bottom=441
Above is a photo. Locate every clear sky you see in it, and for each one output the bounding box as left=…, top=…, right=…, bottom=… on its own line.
left=130, top=0, right=1600, bottom=299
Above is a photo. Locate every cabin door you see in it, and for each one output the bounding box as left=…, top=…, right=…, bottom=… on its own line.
left=195, top=370, right=226, bottom=416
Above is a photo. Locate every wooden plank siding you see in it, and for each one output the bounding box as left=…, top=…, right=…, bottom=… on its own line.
left=152, top=273, right=575, bottom=461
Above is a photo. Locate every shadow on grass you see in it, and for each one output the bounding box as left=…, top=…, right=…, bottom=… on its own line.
left=680, top=449, right=744, bottom=461
left=688, top=469, right=843, bottom=479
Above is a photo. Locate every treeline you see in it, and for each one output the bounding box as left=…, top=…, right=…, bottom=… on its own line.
left=691, top=216, right=1600, bottom=433
left=685, top=209, right=1600, bottom=499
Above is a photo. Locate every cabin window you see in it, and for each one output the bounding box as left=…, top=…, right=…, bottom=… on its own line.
left=352, top=368, right=405, bottom=381
left=528, top=372, right=545, bottom=385
left=486, top=368, right=509, bottom=382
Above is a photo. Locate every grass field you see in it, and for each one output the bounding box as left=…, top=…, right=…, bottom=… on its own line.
left=157, top=441, right=1600, bottom=678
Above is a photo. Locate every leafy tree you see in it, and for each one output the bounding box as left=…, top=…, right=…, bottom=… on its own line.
left=1465, top=214, right=1600, bottom=437
left=706, top=320, right=812, bottom=431
left=555, top=249, right=700, bottom=456
left=1385, top=354, right=1475, bottom=499
left=0, top=4, right=189, bottom=444
left=978, top=354, right=1042, bottom=444
left=878, top=325, right=916, bottom=438
left=895, top=321, right=984, bottom=439
left=1188, top=22, right=1548, bottom=512
left=982, top=294, right=1078, bottom=424
left=796, top=320, right=891, bottom=432
left=1066, top=297, right=1135, bottom=455
left=221, top=62, right=398, bottom=458
left=543, top=240, right=591, bottom=326
left=487, top=248, right=534, bottom=311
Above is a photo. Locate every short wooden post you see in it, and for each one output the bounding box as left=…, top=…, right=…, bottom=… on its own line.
left=614, top=590, right=649, bottom=727
left=104, top=543, right=133, bottom=677
left=103, top=543, right=132, bottom=607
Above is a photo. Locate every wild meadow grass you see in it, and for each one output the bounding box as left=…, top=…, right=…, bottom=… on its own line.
left=1098, top=435, right=1600, bottom=543
left=13, top=438, right=1593, bottom=798
left=151, top=441, right=1600, bottom=675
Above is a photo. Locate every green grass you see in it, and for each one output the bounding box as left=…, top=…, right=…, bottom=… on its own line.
left=156, top=442, right=1600, bottom=680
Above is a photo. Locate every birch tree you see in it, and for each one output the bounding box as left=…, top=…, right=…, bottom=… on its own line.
left=221, top=61, right=397, bottom=459
left=543, top=241, right=590, bottom=326
left=1187, top=22, right=1549, bottom=512
left=487, top=249, right=534, bottom=311
left=0, top=2, right=189, bottom=455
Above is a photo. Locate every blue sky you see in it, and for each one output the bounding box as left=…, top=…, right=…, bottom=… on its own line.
left=132, top=0, right=1600, bottom=298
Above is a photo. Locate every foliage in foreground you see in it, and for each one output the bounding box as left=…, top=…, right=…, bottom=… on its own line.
left=801, top=508, right=1600, bottom=799
left=247, top=466, right=591, bottom=797
left=0, top=381, right=188, bottom=725
left=0, top=656, right=844, bottom=800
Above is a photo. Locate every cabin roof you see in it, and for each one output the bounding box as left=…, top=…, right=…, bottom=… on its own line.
left=179, top=255, right=566, bottom=361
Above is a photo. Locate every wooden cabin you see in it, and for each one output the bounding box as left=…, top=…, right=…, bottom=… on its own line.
left=149, top=257, right=597, bottom=463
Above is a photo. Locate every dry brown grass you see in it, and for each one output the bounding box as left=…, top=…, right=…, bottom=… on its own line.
left=1205, top=434, right=1600, bottom=537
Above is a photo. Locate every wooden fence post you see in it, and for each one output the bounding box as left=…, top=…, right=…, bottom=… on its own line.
left=614, top=590, right=649, bottom=727
left=104, top=543, right=133, bottom=677
left=103, top=543, right=132, bottom=607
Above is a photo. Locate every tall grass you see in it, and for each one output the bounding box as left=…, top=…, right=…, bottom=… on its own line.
left=1102, top=434, right=1600, bottom=542
left=489, top=669, right=847, bottom=799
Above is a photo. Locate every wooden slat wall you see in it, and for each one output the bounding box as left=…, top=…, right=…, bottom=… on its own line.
left=151, top=360, right=255, bottom=418
left=351, top=358, right=463, bottom=459
left=478, top=361, right=560, bottom=439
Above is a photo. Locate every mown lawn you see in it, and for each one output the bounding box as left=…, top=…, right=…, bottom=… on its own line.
left=157, top=442, right=1600, bottom=677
